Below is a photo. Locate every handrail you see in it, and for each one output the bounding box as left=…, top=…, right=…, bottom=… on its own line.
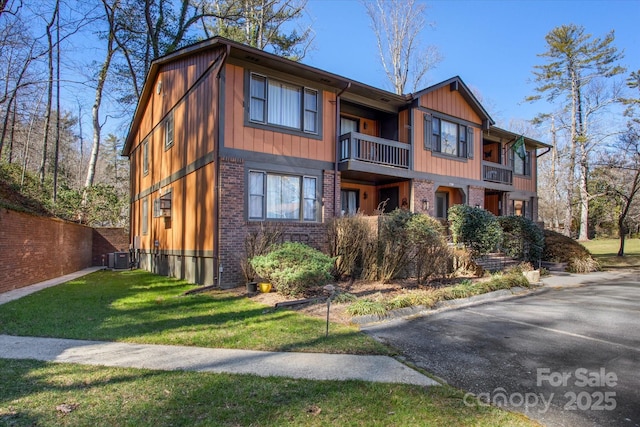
left=339, top=131, right=409, bottom=169
left=482, top=161, right=512, bottom=184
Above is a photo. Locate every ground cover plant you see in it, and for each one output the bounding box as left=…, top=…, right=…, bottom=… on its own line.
left=0, top=270, right=388, bottom=355
left=0, top=359, right=539, bottom=427
left=345, top=271, right=530, bottom=317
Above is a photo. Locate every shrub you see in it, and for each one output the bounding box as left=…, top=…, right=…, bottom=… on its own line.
left=406, top=213, right=453, bottom=284
left=250, top=242, right=334, bottom=297
left=376, top=209, right=415, bottom=282
left=498, top=216, right=545, bottom=263
left=327, top=215, right=377, bottom=280
left=448, top=205, right=503, bottom=256
left=240, top=223, right=284, bottom=283
left=542, top=229, right=598, bottom=272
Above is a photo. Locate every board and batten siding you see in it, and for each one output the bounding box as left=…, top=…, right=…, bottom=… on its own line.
left=411, top=86, right=483, bottom=180
left=222, top=64, right=336, bottom=162
left=130, top=47, right=225, bottom=253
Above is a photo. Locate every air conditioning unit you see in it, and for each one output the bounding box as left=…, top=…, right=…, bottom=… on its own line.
left=113, top=252, right=129, bottom=269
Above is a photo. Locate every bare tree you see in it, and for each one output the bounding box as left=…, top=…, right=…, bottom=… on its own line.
left=362, top=0, right=441, bottom=94
left=83, top=0, right=119, bottom=194
left=593, top=123, right=640, bottom=255
left=37, top=0, right=58, bottom=185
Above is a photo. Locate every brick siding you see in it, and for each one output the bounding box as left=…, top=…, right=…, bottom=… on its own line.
left=413, top=179, right=435, bottom=215
left=217, top=157, right=334, bottom=288
left=468, top=185, right=485, bottom=209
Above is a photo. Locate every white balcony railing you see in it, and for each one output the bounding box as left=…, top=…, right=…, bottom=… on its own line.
left=339, top=132, right=410, bottom=169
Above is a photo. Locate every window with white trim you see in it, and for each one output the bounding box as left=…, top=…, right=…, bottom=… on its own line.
left=249, top=73, right=319, bottom=134
left=248, top=171, right=318, bottom=221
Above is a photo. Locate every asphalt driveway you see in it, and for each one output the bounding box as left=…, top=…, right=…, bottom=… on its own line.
left=363, top=273, right=640, bottom=427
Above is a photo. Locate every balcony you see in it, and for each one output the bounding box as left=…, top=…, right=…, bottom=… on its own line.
left=483, top=161, right=512, bottom=185
left=339, top=132, right=410, bottom=169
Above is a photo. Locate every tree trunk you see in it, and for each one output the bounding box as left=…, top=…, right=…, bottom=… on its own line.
left=39, top=2, right=58, bottom=185
left=578, top=158, right=589, bottom=241
left=84, top=0, right=118, bottom=191
left=617, top=217, right=626, bottom=257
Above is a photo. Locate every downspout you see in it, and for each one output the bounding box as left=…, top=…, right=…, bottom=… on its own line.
left=214, top=44, right=231, bottom=288
left=536, top=147, right=551, bottom=158
left=334, top=82, right=351, bottom=217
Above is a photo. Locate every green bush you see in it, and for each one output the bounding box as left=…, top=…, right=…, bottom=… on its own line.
left=406, top=213, right=453, bottom=284
left=448, top=205, right=503, bottom=255
left=498, top=215, right=545, bottom=263
left=250, top=242, right=334, bottom=297
left=376, top=209, right=414, bottom=282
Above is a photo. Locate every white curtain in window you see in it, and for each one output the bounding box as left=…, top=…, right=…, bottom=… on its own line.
left=268, top=81, right=301, bottom=129
left=248, top=172, right=264, bottom=219
left=303, top=177, right=317, bottom=220
left=267, top=175, right=300, bottom=219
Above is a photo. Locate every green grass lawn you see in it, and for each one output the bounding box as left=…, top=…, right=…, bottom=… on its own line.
left=0, top=270, right=388, bottom=355
left=0, top=270, right=544, bottom=426
left=0, top=359, right=540, bottom=427
left=581, top=238, right=640, bottom=268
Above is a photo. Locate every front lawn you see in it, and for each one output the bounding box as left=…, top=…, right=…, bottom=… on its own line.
left=0, top=270, right=388, bottom=355
left=0, top=359, right=540, bottom=427
left=581, top=238, right=640, bottom=268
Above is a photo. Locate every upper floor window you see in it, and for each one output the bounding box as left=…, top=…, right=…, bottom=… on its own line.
left=142, top=138, right=149, bottom=175
left=164, top=111, right=174, bottom=150
left=249, top=73, right=319, bottom=134
left=249, top=170, right=318, bottom=221
left=512, top=150, right=532, bottom=176
left=424, top=114, right=474, bottom=159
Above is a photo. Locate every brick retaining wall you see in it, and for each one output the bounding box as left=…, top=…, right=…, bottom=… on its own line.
left=0, top=208, right=129, bottom=294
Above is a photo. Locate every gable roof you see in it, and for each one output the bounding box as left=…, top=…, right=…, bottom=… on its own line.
left=411, top=76, right=495, bottom=127
left=122, top=38, right=503, bottom=155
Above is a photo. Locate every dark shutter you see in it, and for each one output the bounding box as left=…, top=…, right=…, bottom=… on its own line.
left=423, top=113, right=432, bottom=151
left=467, top=127, right=474, bottom=159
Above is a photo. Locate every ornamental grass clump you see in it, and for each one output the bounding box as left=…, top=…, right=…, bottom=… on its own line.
left=250, top=242, right=335, bottom=297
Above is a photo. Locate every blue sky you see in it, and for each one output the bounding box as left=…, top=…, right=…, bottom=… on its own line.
left=301, top=0, right=640, bottom=130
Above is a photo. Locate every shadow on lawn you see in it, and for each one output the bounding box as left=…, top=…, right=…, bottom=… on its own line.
left=0, top=358, right=444, bottom=427
left=0, top=270, right=372, bottom=353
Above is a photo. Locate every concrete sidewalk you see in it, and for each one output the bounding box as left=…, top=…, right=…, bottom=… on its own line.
left=0, top=266, right=105, bottom=306
left=0, top=335, right=438, bottom=386
left=0, top=267, right=437, bottom=386
left=1, top=268, right=632, bottom=387
left=539, top=269, right=639, bottom=288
